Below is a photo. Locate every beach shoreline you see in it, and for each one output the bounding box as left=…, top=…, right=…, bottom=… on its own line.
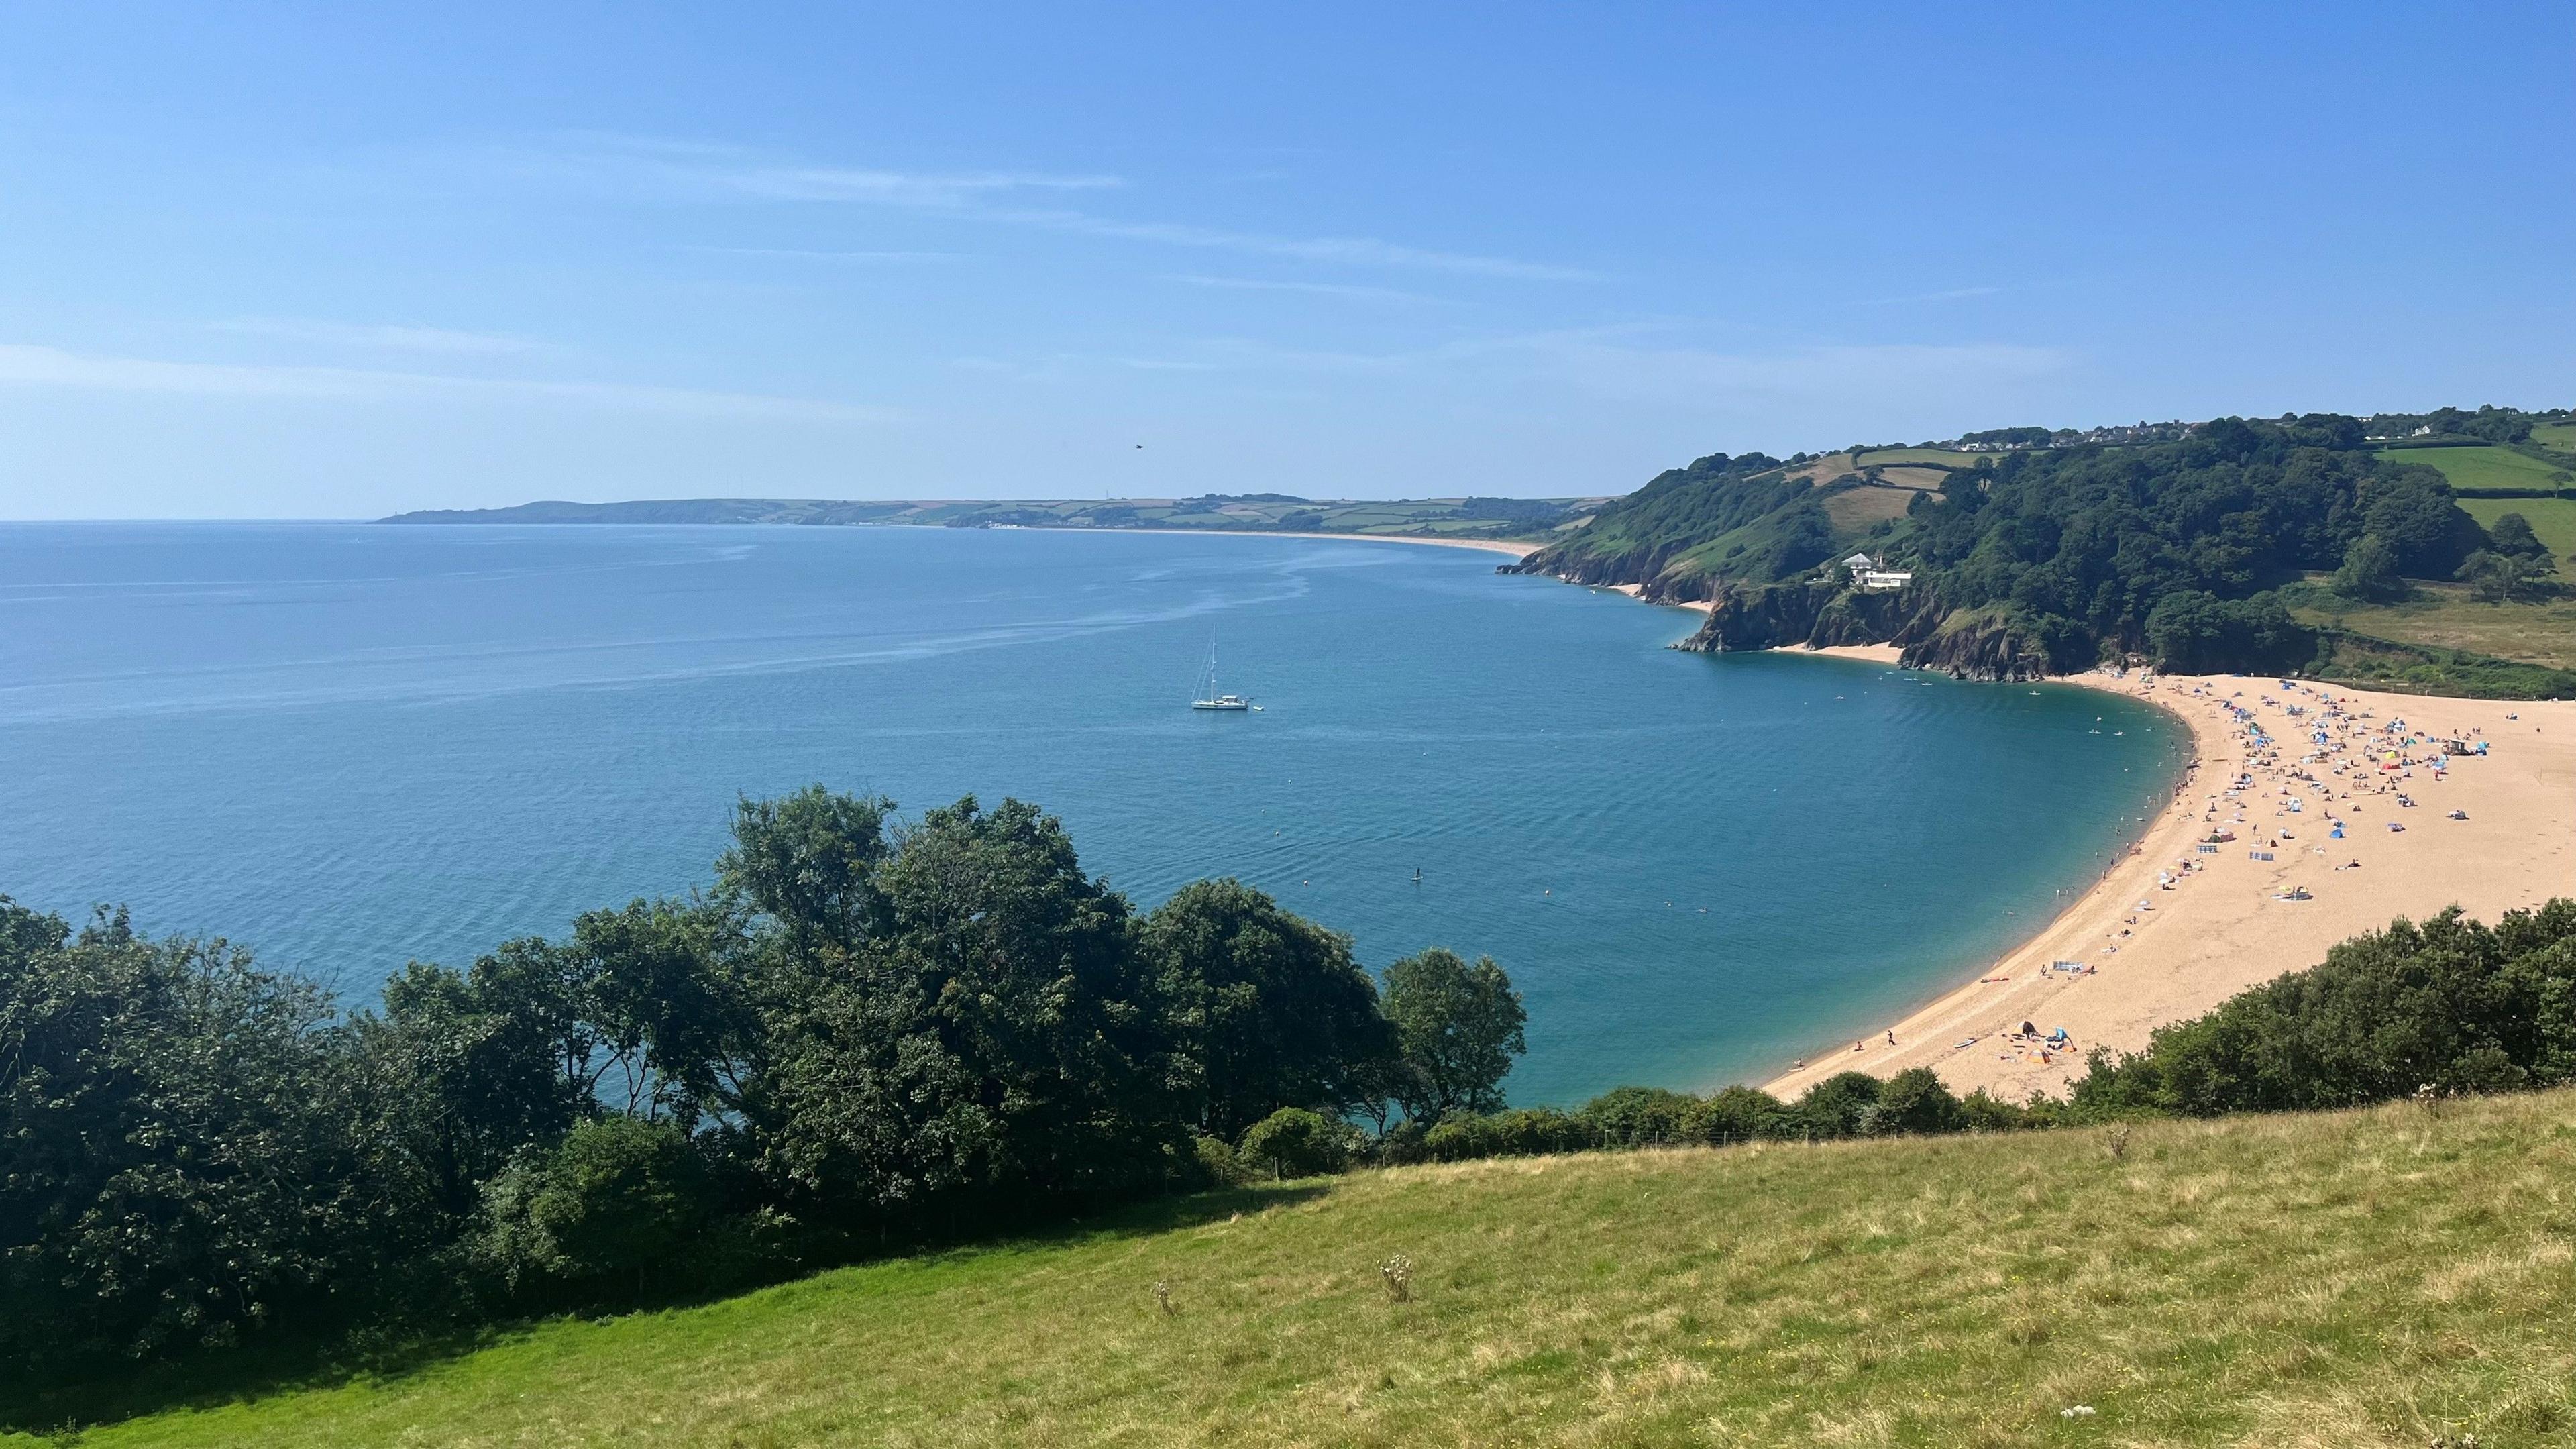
left=1759, top=662, right=2576, bottom=1102
left=1087, top=529, right=2573, bottom=1103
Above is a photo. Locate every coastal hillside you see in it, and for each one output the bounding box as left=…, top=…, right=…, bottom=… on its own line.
left=52, top=1088, right=2576, bottom=1448
left=1513, top=405, right=2576, bottom=696
left=380, top=494, right=1605, bottom=543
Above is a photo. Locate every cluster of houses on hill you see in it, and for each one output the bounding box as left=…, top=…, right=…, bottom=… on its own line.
left=1938, top=420, right=2195, bottom=452
left=1841, top=553, right=1913, bottom=592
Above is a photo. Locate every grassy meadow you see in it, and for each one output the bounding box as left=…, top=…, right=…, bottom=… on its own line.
left=2383, top=444, right=2573, bottom=492
left=1820, top=483, right=1919, bottom=532
left=2461, top=496, right=2576, bottom=562
left=2292, top=490, right=2576, bottom=680
left=1846, top=447, right=1986, bottom=469
left=2292, top=580, right=2576, bottom=673
left=41, top=1089, right=2576, bottom=1449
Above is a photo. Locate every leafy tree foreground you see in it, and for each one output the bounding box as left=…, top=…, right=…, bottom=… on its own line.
left=10, top=784, right=2576, bottom=1425
left=0, top=788, right=1523, bottom=1395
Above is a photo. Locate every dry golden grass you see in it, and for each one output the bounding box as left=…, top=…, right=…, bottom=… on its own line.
left=51, top=1089, right=2576, bottom=1448
left=1822, top=485, right=1919, bottom=533
left=2294, top=580, right=2576, bottom=670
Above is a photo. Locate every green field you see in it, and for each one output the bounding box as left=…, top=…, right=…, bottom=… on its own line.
left=2532, top=423, right=2576, bottom=451
left=2461, top=496, right=2576, bottom=561
left=1847, top=447, right=1985, bottom=469
left=45, top=1090, right=2576, bottom=1449
left=2382, top=444, right=2572, bottom=492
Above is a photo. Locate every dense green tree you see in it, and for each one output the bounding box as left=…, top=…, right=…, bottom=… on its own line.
left=366, top=953, right=584, bottom=1226
left=1140, top=879, right=1395, bottom=1140
left=1574, top=1085, right=1704, bottom=1145
left=2461, top=550, right=2555, bottom=603
left=476, top=1118, right=716, bottom=1299
left=2361, top=472, right=2488, bottom=577
left=718, top=786, right=893, bottom=945
left=2330, top=533, right=2406, bottom=601
left=1697, top=1084, right=1792, bottom=1143
left=1380, top=947, right=1526, bottom=1121
left=2143, top=590, right=2304, bottom=673
left=756, top=796, right=1192, bottom=1224
left=0, top=903, right=384, bottom=1372
left=2486, top=513, right=2550, bottom=563
left=1236, top=1107, right=1348, bottom=1179
left=1790, top=1071, right=1883, bottom=1138
left=1869, top=1067, right=1967, bottom=1135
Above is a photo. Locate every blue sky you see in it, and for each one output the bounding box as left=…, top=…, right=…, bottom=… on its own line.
left=1, top=2, right=2568, bottom=518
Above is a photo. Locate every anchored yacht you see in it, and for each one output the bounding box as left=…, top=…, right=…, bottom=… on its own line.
left=1190, top=639, right=1254, bottom=711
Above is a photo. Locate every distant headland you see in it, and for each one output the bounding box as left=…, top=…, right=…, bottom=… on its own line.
left=378, top=493, right=1607, bottom=545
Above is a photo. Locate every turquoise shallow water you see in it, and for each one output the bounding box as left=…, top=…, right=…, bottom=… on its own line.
left=0, top=523, right=2184, bottom=1104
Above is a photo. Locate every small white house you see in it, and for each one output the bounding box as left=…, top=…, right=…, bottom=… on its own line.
left=1843, top=553, right=1911, bottom=591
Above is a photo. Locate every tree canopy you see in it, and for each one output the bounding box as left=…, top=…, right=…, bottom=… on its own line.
left=0, top=792, right=1521, bottom=1386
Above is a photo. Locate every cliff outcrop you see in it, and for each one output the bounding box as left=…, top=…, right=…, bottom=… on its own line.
left=1676, top=582, right=2063, bottom=681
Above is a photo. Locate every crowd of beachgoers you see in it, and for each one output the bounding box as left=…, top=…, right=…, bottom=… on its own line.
left=1766, top=660, right=2571, bottom=1103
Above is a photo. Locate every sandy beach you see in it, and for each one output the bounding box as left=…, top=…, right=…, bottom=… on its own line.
left=1601, top=582, right=1713, bottom=614
left=1763, top=665, right=2576, bottom=1103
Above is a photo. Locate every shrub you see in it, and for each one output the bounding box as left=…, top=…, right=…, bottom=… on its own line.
left=1867, top=1067, right=1966, bottom=1135
left=2074, top=901, right=2576, bottom=1117
left=1790, top=1071, right=1885, bottom=1138
left=1699, top=1085, right=1794, bottom=1144
left=1576, top=1085, right=1703, bottom=1146
left=476, top=1118, right=718, bottom=1299
left=1236, top=1108, right=1349, bottom=1180
left=1958, top=1088, right=2049, bottom=1132
left=1421, top=1108, right=1593, bottom=1162
left=1191, top=1134, right=1248, bottom=1187
left=1367, top=1118, right=1431, bottom=1167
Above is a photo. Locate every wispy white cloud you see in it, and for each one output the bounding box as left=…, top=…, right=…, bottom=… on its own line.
left=491, top=133, right=1122, bottom=208
left=484, top=134, right=1592, bottom=282
left=214, top=317, right=548, bottom=355
left=688, top=246, right=958, bottom=263
left=1529, top=339, right=2070, bottom=406
left=1173, top=274, right=1456, bottom=305
left=1847, top=284, right=2004, bottom=307
left=952, top=327, right=2070, bottom=411
left=995, top=208, right=1595, bottom=281
left=0, top=342, right=890, bottom=421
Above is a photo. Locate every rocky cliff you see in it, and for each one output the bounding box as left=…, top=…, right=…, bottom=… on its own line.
left=1501, top=543, right=1719, bottom=603
left=1675, top=581, right=2063, bottom=681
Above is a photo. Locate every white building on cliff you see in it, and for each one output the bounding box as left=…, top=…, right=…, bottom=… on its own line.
left=1841, top=552, right=1913, bottom=592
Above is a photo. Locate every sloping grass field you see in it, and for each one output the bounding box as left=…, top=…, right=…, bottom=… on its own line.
left=43, top=1089, right=2576, bottom=1448
left=2383, top=445, right=2572, bottom=492
left=2461, top=496, right=2576, bottom=561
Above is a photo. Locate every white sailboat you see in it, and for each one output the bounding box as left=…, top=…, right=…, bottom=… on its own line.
left=1190, top=638, right=1253, bottom=711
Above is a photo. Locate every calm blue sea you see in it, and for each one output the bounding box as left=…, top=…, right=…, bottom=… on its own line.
left=0, top=522, right=2183, bottom=1103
